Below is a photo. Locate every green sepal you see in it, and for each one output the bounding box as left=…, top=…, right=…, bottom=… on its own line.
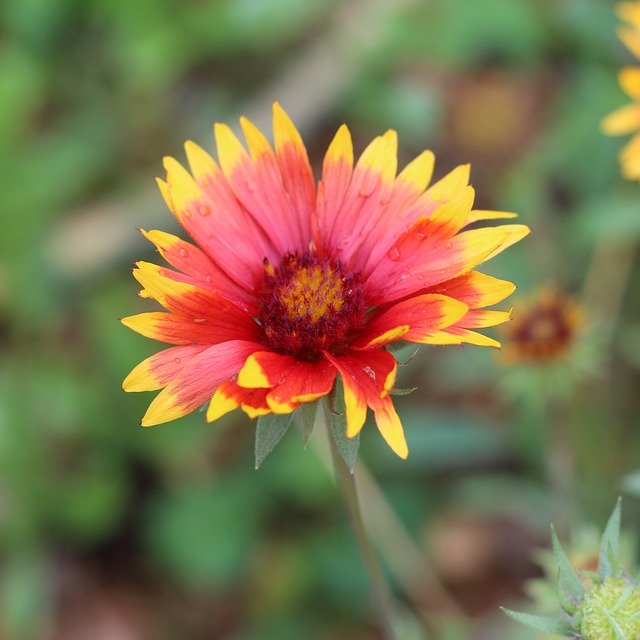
left=602, top=609, right=627, bottom=640
left=388, top=387, right=418, bottom=396
left=387, top=340, right=411, bottom=353
left=500, top=608, right=573, bottom=636
left=598, top=497, right=622, bottom=580
left=328, top=378, right=360, bottom=473
left=255, top=412, right=294, bottom=469
left=550, top=524, right=585, bottom=607
left=294, top=402, right=317, bottom=446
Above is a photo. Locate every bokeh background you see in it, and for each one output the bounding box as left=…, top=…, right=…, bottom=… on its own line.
left=2, top=0, right=640, bottom=638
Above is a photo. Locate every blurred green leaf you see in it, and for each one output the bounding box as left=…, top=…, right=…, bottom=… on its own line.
left=294, top=402, right=317, bottom=446
left=501, top=608, right=572, bottom=636
left=550, top=525, right=585, bottom=607
left=0, top=553, right=50, bottom=640
left=255, top=413, right=294, bottom=469
left=374, top=409, right=506, bottom=473
left=327, top=383, right=360, bottom=473
left=598, top=497, right=622, bottom=579
left=576, top=192, right=640, bottom=244
left=145, top=475, right=265, bottom=589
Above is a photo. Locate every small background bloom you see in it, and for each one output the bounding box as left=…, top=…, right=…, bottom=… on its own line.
left=1, top=1, right=639, bottom=638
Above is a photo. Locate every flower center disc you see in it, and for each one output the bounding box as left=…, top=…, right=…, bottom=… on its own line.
left=258, top=253, right=366, bottom=358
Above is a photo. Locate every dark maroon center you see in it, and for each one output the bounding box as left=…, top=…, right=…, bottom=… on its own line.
left=258, top=252, right=367, bottom=359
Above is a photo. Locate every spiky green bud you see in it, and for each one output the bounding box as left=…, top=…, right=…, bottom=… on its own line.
left=503, top=499, right=640, bottom=639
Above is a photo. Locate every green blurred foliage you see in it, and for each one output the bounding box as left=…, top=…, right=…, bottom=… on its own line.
left=1, top=0, right=640, bottom=637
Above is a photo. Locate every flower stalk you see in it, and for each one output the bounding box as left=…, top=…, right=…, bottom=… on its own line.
left=321, top=400, right=398, bottom=640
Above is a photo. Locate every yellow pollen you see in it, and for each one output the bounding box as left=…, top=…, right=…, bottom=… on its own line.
left=278, top=265, right=344, bottom=323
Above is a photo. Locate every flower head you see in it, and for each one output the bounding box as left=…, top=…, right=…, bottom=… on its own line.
left=504, top=500, right=640, bottom=640
left=602, top=1, right=640, bottom=179
left=122, top=103, right=528, bottom=459
left=500, top=286, right=583, bottom=365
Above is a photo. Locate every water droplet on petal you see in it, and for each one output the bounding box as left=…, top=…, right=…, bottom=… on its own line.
left=178, top=247, right=188, bottom=258
left=363, top=366, right=376, bottom=380
left=387, top=246, right=401, bottom=261
left=198, top=205, right=211, bottom=216
left=174, top=357, right=181, bottom=364
left=414, top=231, right=427, bottom=240
left=194, top=318, right=206, bottom=324
left=445, top=241, right=452, bottom=249
left=205, top=274, right=213, bottom=284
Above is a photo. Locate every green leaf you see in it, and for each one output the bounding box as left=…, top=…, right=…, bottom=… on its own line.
left=328, top=379, right=359, bottom=473
left=598, top=498, right=622, bottom=579
left=550, top=525, right=585, bottom=605
left=500, top=608, right=572, bottom=636
left=329, top=415, right=360, bottom=474
left=294, top=402, right=317, bottom=446
left=255, top=413, right=294, bottom=469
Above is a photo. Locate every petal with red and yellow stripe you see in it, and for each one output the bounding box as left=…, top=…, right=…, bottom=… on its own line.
left=426, top=271, right=516, bottom=309
left=324, top=350, right=407, bottom=459
left=206, top=381, right=270, bottom=422
left=349, top=149, right=438, bottom=271
left=121, top=311, right=258, bottom=345
left=141, top=229, right=256, bottom=314
left=214, top=119, right=305, bottom=254
left=441, top=309, right=513, bottom=348
left=141, top=340, right=264, bottom=426
left=354, top=294, right=468, bottom=349
left=266, top=358, right=336, bottom=414
left=123, top=344, right=209, bottom=392
left=235, top=351, right=336, bottom=412
left=420, top=271, right=516, bottom=348
left=316, top=124, right=354, bottom=246
left=320, top=131, right=398, bottom=255
left=369, top=223, right=530, bottom=305
left=132, top=262, right=257, bottom=338
left=272, top=102, right=316, bottom=241
left=161, top=154, right=276, bottom=291
left=363, top=185, right=476, bottom=284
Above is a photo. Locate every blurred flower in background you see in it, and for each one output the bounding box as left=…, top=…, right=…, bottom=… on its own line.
left=501, top=287, right=583, bottom=366
left=444, top=70, right=547, bottom=168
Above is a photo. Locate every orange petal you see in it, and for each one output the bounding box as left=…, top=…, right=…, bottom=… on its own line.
left=354, top=294, right=468, bottom=349
left=426, top=271, right=516, bottom=309
left=140, top=340, right=263, bottom=426
left=323, top=350, right=398, bottom=439
left=206, top=381, right=270, bottom=422
left=123, top=345, right=209, bottom=392
left=373, top=396, right=408, bottom=459
left=266, top=358, right=336, bottom=413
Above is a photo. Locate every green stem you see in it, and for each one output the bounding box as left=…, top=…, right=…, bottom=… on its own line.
left=321, top=403, right=397, bottom=640
left=546, top=398, right=575, bottom=535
